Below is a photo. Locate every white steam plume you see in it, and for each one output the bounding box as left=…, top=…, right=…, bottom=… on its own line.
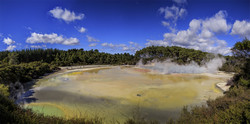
left=136, top=57, right=225, bottom=74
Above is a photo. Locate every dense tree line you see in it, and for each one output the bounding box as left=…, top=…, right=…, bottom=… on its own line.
left=134, top=46, right=216, bottom=65
left=134, top=45, right=243, bottom=72
left=0, top=46, right=220, bottom=67
left=0, top=49, right=136, bottom=66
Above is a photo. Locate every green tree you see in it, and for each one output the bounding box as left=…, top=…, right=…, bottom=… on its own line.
left=8, top=53, right=19, bottom=65
left=231, top=38, right=250, bottom=87
left=231, top=38, right=250, bottom=58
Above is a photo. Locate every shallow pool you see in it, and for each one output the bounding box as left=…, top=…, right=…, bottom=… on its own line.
left=24, top=66, right=232, bottom=123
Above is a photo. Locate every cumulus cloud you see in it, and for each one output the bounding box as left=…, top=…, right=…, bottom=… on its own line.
left=86, top=35, right=100, bottom=42
left=231, top=20, right=250, bottom=38
left=49, top=7, right=84, bottom=23
left=102, top=41, right=141, bottom=53
left=6, top=45, right=16, bottom=51
left=26, top=32, right=79, bottom=45
left=146, top=11, right=231, bottom=55
left=3, top=37, right=15, bottom=45
left=202, top=11, right=231, bottom=34
left=3, top=37, right=16, bottom=51
left=89, top=43, right=98, bottom=47
left=78, top=27, right=86, bottom=33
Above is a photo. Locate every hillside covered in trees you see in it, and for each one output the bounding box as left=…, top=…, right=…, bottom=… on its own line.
left=0, top=46, right=217, bottom=67
left=0, top=39, right=249, bottom=123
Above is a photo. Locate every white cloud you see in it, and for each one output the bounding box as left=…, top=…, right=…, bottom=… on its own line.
left=25, top=26, right=32, bottom=30
left=101, top=43, right=116, bottom=48
left=159, top=5, right=187, bottom=32
left=159, top=5, right=187, bottom=23
left=26, top=32, right=79, bottom=45
left=201, top=29, right=213, bottom=38
left=231, top=20, right=250, bottom=38
left=172, top=0, right=187, bottom=4
left=162, top=21, right=170, bottom=27
left=125, top=42, right=141, bottom=52
left=6, top=45, right=16, bottom=51
left=78, top=27, right=86, bottom=33
left=146, top=11, right=232, bottom=55
left=89, top=43, right=98, bottom=47
left=146, top=40, right=169, bottom=47
left=202, top=11, right=231, bottom=34
left=30, top=45, right=47, bottom=48
left=3, top=37, right=15, bottom=45
left=189, top=19, right=201, bottom=32
left=102, top=41, right=141, bottom=53
left=49, top=6, right=84, bottom=23
left=86, top=35, right=100, bottom=42
left=2, top=37, right=17, bottom=51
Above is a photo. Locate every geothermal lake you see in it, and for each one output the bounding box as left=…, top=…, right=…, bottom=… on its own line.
left=24, top=66, right=232, bottom=123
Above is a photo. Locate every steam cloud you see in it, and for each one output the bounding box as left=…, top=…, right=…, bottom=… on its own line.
left=137, top=57, right=225, bottom=74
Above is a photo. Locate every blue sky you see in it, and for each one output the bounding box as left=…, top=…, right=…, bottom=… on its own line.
left=0, top=0, right=249, bottom=54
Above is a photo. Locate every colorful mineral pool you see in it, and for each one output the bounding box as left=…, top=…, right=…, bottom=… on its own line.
left=24, top=66, right=232, bottom=123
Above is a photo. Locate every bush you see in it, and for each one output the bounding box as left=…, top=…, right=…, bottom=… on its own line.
left=0, top=84, right=9, bottom=97
left=0, top=61, right=58, bottom=85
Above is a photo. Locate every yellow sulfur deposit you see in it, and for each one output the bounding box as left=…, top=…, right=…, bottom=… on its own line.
left=25, top=66, right=232, bottom=123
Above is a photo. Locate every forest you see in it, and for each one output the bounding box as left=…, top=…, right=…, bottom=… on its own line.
left=0, top=38, right=249, bottom=123
left=0, top=49, right=136, bottom=66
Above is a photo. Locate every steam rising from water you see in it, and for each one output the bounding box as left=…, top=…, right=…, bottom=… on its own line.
left=137, top=57, right=225, bottom=74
